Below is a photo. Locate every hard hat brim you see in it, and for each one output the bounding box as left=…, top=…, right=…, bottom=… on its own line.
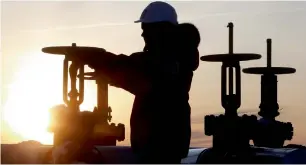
left=134, top=19, right=158, bottom=23
left=134, top=19, right=144, bottom=23
left=134, top=19, right=178, bottom=24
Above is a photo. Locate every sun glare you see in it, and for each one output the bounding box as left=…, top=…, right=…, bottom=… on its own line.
left=2, top=52, right=65, bottom=144
left=3, top=51, right=126, bottom=145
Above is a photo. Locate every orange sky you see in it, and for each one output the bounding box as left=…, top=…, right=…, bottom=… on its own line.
left=1, top=1, right=306, bottom=147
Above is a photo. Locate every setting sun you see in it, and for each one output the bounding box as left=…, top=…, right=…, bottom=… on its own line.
left=2, top=52, right=64, bottom=144
left=2, top=52, right=97, bottom=144
left=2, top=50, right=132, bottom=145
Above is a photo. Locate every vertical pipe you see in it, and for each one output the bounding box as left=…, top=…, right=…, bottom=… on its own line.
left=267, top=38, right=272, bottom=68
left=78, top=65, right=84, bottom=105
left=97, top=76, right=109, bottom=123
left=227, top=22, right=234, bottom=95
left=63, top=58, right=69, bottom=105
left=228, top=22, right=234, bottom=54
left=68, top=43, right=79, bottom=112
left=221, top=64, right=227, bottom=109
left=236, top=65, right=241, bottom=109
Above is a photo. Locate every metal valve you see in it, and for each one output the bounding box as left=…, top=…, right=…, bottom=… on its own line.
left=42, top=43, right=125, bottom=148
left=200, top=22, right=261, bottom=153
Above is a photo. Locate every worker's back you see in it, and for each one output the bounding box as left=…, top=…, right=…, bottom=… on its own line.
left=129, top=55, right=192, bottom=157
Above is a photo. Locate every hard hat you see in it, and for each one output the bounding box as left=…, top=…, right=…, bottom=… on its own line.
left=134, top=1, right=178, bottom=24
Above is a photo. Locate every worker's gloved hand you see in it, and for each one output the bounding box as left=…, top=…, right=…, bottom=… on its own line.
left=87, top=52, right=119, bottom=71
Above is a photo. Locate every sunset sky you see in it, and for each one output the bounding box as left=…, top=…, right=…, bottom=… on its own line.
left=1, top=1, right=306, bottom=147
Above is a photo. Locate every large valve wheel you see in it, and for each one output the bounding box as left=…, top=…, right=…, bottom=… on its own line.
left=42, top=45, right=107, bottom=59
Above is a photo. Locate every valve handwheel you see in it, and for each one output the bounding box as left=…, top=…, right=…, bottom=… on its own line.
left=201, top=22, right=261, bottom=63
left=200, top=53, right=261, bottom=62
left=42, top=45, right=106, bottom=57
left=243, top=39, right=296, bottom=75
left=243, top=67, right=296, bottom=75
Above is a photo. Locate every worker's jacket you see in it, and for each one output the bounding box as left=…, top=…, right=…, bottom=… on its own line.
left=91, top=48, right=195, bottom=158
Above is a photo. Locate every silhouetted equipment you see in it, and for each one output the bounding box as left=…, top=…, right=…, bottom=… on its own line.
left=3, top=21, right=306, bottom=164
left=200, top=22, right=261, bottom=161
left=77, top=71, right=125, bottom=143
left=78, top=72, right=112, bottom=123
left=41, top=43, right=125, bottom=162
left=243, top=39, right=295, bottom=148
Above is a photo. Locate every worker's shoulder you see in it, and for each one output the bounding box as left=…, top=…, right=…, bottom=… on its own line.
left=129, top=51, right=147, bottom=58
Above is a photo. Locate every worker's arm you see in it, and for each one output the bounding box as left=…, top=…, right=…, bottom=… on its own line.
left=86, top=51, right=180, bottom=95
left=90, top=52, right=153, bottom=95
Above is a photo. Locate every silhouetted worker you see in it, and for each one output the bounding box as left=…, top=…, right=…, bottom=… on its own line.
left=72, top=1, right=200, bottom=163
